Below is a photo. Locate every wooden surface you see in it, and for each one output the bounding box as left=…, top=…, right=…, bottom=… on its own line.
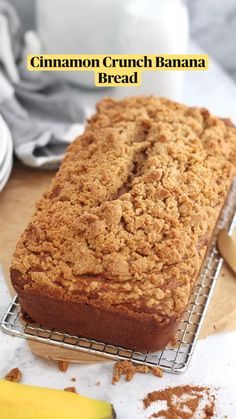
left=0, top=162, right=55, bottom=293
left=29, top=341, right=109, bottom=363
left=1, top=162, right=236, bottom=362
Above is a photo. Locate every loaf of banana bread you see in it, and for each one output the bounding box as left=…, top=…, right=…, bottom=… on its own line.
left=11, top=97, right=236, bottom=351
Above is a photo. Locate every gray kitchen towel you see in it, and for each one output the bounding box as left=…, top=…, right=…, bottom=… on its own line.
left=0, top=0, right=86, bottom=169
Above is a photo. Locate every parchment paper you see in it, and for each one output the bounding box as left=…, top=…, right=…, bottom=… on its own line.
left=0, top=163, right=236, bottom=340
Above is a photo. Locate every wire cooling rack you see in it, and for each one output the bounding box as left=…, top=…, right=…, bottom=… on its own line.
left=1, top=180, right=236, bottom=374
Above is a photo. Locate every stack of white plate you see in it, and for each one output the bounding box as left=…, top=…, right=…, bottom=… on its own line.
left=0, top=114, right=13, bottom=193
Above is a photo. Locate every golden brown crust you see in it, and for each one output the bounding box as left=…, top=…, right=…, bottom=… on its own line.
left=10, top=96, right=236, bottom=350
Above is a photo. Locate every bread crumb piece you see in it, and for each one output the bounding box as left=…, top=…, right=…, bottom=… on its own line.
left=96, top=381, right=101, bottom=386
left=71, top=377, right=76, bottom=382
left=64, top=386, right=77, bottom=393
left=4, top=367, right=22, bottom=383
left=151, top=366, right=164, bottom=378
left=112, top=360, right=163, bottom=384
left=204, top=403, right=215, bottom=417
left=58, top=360, right=69, bottom=372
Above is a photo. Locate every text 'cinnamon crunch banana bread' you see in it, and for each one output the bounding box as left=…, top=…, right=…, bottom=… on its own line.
left=11, top=97, right=236, bottom=351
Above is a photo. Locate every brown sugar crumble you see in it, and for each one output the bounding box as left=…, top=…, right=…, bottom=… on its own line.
left=112, top=360, right=163, bottom=384
left=143, top=385, right=216, bottom=418
left=64, top=386, right=77, bottom=393
left=4, top=367, right=22, bottom=383
left=58, top=360, right=69, bottom=373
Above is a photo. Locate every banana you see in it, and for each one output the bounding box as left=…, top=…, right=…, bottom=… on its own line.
left=0, top=379, right=116, bottom=419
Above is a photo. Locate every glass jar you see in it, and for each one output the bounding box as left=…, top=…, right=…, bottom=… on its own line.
left=117, top=0, right=189, bottom=100
left=36, top=0, right=189, bottom=98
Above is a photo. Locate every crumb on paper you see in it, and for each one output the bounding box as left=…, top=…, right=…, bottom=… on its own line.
left=58, top=360, right=69, bottom=372
left=71, top=377, right=76, bottom=382
left=96, top=380, right=101, bottom=386
left=112, top=360, right=163, bottom=384
left=64, top=386, right=77, bottom=393
left=4, top=367, right=22, bottom=383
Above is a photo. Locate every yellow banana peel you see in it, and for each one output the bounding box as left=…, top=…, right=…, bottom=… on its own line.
left=0, top=379, right=115, bottom=419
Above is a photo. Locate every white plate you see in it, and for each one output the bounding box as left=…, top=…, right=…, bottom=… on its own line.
left=0, top=154, right=13, bottom=192
left=0, top=115, right=9, bottom=169
left=0, top=116, right=13, bottom=192
left=0, top=127, right=13, bottom=180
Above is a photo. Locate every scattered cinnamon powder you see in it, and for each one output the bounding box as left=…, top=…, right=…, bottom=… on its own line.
left=71, top=377, right=76, bottom=382
left=143, top=385, right=216, bottom=418
left=4, top=367, right=22, bottom=383
left=58, top=360, right=69, bottom=373
left=64, top=386, right=77, bottom=393
left=112, top=360, right=163, bottom=384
